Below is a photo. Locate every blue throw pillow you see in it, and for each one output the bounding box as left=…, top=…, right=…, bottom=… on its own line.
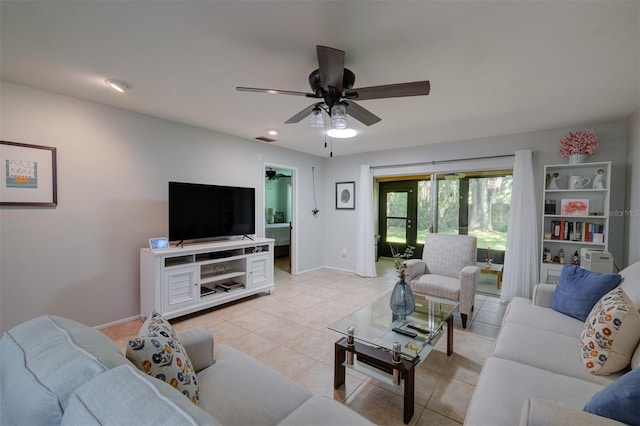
left=584, top=368, right=640, bottom=426
left=551, top=265, right=622, bottom=321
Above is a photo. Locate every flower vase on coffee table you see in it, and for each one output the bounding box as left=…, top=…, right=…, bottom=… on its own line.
left=390, top=277, right=415, bottom=318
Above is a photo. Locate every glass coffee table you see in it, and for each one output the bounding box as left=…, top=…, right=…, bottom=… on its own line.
left=328, top=292, right=458, bottom=424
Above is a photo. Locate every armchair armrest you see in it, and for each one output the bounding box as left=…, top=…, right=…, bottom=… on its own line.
left=404, top=259, right=426, bottom=282
left=458, top=265, right=480, bottom=315
left=532, top=283, right=556, bottom=308
left=176, top=327, right=215, bottom=372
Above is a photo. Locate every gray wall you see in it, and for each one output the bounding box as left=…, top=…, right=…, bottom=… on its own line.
left=0, top=80, right=635, bottom=332
left=322, top=121, right=630, bottom=274
left=0, top=81, right=325, bottom=331
left=626, top=109, right=640, bottom=264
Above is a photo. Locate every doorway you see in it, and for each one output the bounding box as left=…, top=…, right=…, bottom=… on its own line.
left=264, top=163, right=297, bottom=275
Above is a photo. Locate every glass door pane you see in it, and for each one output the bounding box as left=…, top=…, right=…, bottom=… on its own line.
left=416, top=180, right=431, bottom=245
left=468, top=175, right=512, bottom=262
left=436, top=178, right=460, bottom=234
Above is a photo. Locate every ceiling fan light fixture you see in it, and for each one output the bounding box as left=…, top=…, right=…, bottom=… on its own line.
left=104, top=78, right=131, bottom=93
left=309, top=106, right=324, bottom=128
left=331, top=103, right=347, bottom=130
left=327, top=128, right=357, bottom=138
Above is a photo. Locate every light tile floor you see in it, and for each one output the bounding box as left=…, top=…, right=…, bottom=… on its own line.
left=101, top=258, right=505, bottom=425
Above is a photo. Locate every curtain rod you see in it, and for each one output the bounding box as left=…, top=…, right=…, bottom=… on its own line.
left=371, top=153, right=516, bottom=170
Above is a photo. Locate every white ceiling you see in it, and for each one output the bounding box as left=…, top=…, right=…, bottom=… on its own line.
left=1, top=1, right=639, bottom=157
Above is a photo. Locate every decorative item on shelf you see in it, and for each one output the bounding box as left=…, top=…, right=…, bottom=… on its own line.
left=559, top=248, right=566, bottom=265
left=485, top=246, right=492, bottom=267
left=544, top=199, right=557, bottom=214
left=389, top=245, right=416, bottom=318
left=571, top=250, right=580, bottom=266
left=546, top=172, right=560, bottom=190
left=568, top=175, right=591, bottom=190
left=593, top=168, right=606, bottom=189
left=267, top=207, right=274, bottom=224
left=559, top=129, right=599, bottom=164
left=544, top=247, right=552, bottom=263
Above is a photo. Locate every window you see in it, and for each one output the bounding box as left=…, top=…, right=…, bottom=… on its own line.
left=378, top=170, right=512, bottom=260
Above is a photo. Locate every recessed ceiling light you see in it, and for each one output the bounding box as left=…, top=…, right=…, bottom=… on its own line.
left=268, top=130, right=278, bottom=136
left=104, top=78, right=132, bottom=93
left=327, top=128, right=357, bottom=138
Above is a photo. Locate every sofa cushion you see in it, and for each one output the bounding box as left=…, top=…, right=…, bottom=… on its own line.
left=126, top=311, right=199, bottom=404
left=197, top=344, right=312, bottom=425
left=0, top=315, right=130, bottom=426
left=503, top=297, right=584, bottom=337
left=520, top=398, right=626, bottom=426
left=61, top=364, right=221, bottom=426
left=551, top=265, right=622, bottom=322
left=278, top=395, right=375, bottom=425
left=465, top=357, right=605, bottom=426
left=580, top=288, right=640, bottom=375
left=494, top=322, right=620, bottom=386
left=583, top=367, right=640, bottom=426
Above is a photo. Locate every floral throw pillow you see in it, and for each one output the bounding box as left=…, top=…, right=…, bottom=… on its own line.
left=580, top=287, right=640, bottom=376
left=126, top=311, right=199, bottom=404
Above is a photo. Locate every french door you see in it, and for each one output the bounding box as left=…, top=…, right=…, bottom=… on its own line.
left=378, top=181, right=423, bottom=258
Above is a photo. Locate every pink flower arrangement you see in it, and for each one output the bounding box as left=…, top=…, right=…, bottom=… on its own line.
left=559, top=130, right=599, bottom=157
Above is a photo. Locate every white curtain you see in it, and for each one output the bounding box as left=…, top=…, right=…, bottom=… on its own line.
left=501, top=150, right=539, bottom=302
left=355, top=164, right=377, bottom=277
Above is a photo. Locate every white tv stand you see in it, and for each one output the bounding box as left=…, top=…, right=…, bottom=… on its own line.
left=140, top=237, right=274, bottom=320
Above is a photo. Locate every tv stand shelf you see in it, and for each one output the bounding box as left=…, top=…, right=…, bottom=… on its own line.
left=140, top=238, right=274, bottom=319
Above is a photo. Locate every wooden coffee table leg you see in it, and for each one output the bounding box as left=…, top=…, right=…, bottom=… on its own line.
left=447, top=315, right=453, bottom=356
left=403, top=364, right=415, bottom=424
left=334, top=338, right=346, bottom=389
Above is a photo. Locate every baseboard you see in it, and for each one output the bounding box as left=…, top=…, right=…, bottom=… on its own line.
left=95, top=314, right=141, bottom=330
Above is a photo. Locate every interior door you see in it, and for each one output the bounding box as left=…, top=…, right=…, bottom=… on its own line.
left=378, top=182, right=419, bottom=258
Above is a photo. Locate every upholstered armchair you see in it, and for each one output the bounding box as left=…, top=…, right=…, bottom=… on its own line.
left=405, top=234, right=480, bottom=328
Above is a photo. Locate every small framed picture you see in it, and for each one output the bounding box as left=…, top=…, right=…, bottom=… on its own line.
left=149, top=237, right=170, bottom=250
left=274, top=211, right=285, bottom=223
left=560, top=199, right=589, bottom=216
left=336, top=181, right=355, bottom=210
left=1, top=140, right=57, bottom=206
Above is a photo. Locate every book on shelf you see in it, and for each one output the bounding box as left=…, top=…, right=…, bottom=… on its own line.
left=549, top=220, right=604, bottom=242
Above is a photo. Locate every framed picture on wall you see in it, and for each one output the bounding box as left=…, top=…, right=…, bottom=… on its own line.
left=0, top=141, right=57, bottom=206
left=336, top=181, right=355, bottom=210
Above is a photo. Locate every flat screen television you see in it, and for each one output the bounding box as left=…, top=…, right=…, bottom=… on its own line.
left=169, top=181, right=255, bottom=242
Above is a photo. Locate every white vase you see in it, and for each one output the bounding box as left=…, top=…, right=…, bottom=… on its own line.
left=569, top=153, right=586, bottom=164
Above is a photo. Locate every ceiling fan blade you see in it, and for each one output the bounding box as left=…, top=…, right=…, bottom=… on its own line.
left=285, top=104, right=322, bottom=124
left=236, top=86, right=318, bottom=98
left=345, top=81, right=430, bottom=100
left=316, top=46, right=345, bottom=94
left=343, top=100, right=381, bottom=126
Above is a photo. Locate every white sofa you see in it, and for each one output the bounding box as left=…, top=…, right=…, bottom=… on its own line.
left=0, top=315, right=373, bottom=425
left=465, top=261, right=640, bottom=425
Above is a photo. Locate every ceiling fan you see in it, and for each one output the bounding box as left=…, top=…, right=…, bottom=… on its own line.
left=236, top=45, right=430, bottom=127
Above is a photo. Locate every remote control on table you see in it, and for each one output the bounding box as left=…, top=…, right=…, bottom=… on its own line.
left=406, top=324, right=430, bottom=334
left=392, top=327, right=417, bottom=338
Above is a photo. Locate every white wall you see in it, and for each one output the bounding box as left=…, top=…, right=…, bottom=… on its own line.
left=0, top=81, right=325, bottom=331
left=626, top=108, right=640, bottom=264
left=323, top=120, right=630, bottom=273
